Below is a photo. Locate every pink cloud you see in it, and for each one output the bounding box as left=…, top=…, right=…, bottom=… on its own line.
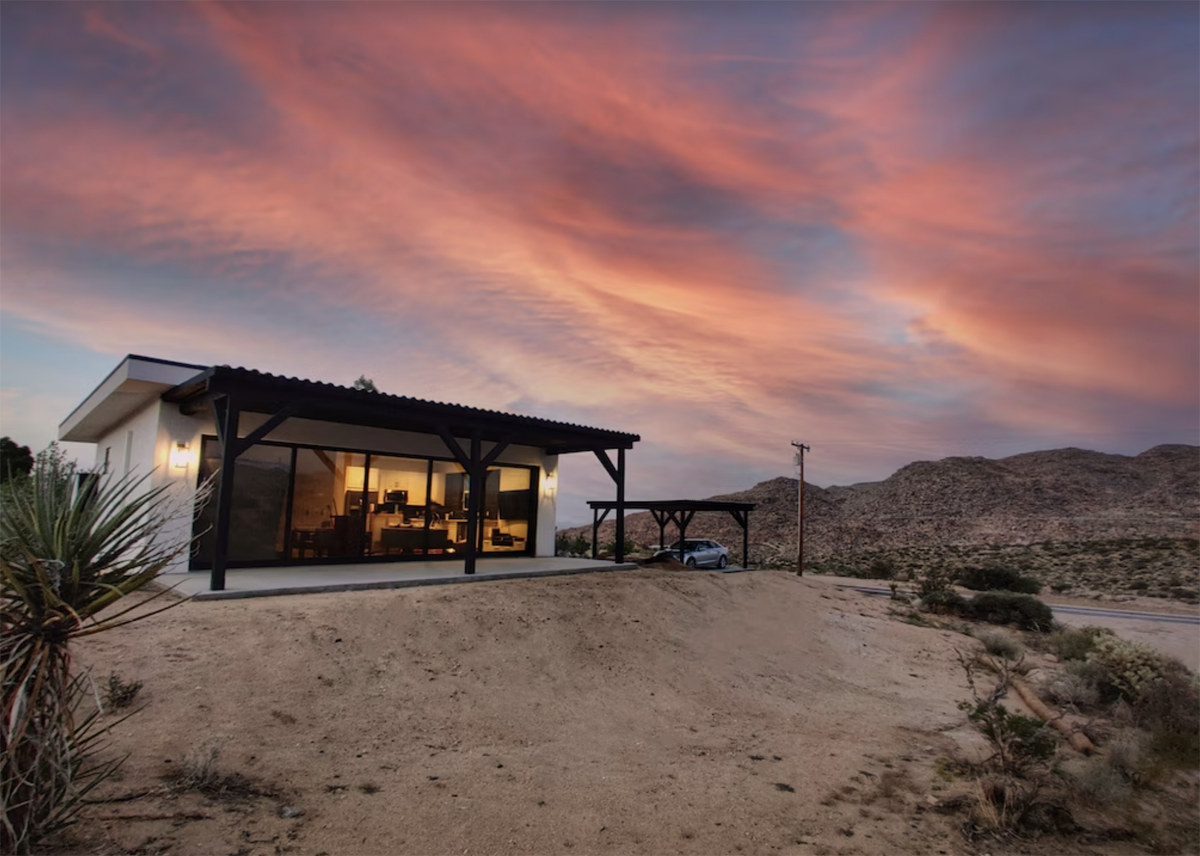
left=1, top=3, right=1195, bottom=498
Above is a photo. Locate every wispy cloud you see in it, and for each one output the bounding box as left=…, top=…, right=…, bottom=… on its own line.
left=1, top=2, right=1195, bottom=508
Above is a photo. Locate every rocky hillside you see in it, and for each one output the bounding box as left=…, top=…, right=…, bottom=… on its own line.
left=565, top=445, right=1199, bottom=574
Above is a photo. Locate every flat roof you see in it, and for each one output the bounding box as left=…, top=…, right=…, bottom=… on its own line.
left=59, top=355, right=209, bottom=442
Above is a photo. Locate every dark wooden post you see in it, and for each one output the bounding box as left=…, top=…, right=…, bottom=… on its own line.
left=743, top=510, right=750, bottom=570
left=211, top=398, right=240, bottom=592
left=592, top=506, right=600, bottom=560
left=677, top=510, right=695, bottom=563
left=615, top=447, right=626, bottom=563
left=652, top=509, right=666, bottom=552
left=464, top=432, right=482, bottom=575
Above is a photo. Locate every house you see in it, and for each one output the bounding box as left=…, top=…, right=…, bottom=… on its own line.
left=59, top=355, right=638, bottom=590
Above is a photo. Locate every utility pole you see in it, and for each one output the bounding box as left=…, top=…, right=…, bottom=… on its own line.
left=791, top=442, right=810, bottom=575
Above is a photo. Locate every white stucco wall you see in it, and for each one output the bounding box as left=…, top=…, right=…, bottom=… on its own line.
left=89, top=400, right=203, bottom=575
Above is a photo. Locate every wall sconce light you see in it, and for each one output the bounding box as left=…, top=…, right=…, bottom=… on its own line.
left=170, top=442, right=190, bottom=469
left=544, top=474, right=558, bottom=492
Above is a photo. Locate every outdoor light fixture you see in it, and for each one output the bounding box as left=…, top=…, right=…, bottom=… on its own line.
left=544, top=474, right=558, bottom=492
left=170, top=442, right=189, bottom=469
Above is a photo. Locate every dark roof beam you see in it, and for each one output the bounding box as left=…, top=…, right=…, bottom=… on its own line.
left=594, top=448, right=620, bottom=483
left=235, top=401, right=301, bottom=456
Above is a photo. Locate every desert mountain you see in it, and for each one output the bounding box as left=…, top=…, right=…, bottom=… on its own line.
left=565, top=445, right=1199, bottom=567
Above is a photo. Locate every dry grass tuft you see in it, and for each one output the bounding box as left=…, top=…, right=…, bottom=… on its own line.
left=975, top=628, right=1023, bottom=660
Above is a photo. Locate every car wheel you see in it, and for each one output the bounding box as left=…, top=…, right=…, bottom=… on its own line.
left=685, top=557, right=696, bottom=568
left=717, top=555, right=728, bottom=569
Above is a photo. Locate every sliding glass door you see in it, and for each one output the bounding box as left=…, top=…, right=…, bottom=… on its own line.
left=289, top=448, right=366, bottom=561
left=191, top=438, right=537, bottom=569
left=482, top=466, right=532, bottom=553
left=366, top=456, right=430, bottom=556
left=193, top=440, right=292, bottom=564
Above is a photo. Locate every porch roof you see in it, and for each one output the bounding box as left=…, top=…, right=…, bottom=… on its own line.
left=162, top=365, right=639, bottom=454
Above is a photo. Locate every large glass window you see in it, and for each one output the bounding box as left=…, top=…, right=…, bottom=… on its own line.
left=194, top=440, right=292, bottom=564
left=483, top=466, right=532, bottom=553
left=366, top=456, right=430, bottom=556
left=429, top=460, right=469, bottom=554
left=190, top=437, right=536, bottom=568
left=289, top=448, right=366, bottom=560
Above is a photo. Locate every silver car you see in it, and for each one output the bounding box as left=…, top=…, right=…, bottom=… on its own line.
left=655, top=539, right=730, bottom=569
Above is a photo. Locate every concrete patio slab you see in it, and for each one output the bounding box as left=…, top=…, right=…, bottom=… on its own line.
left=158, top=557, right=639, bottom=600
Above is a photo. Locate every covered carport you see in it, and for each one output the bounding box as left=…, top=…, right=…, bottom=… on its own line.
left=586, top=499, right=755, bottom=569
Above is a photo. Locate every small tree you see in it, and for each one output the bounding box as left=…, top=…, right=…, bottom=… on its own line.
left=0, top=437, right=34, bottom=484
left=353, top=376, right=379, bottom=393
left=1, top=446, right=209, bottom=852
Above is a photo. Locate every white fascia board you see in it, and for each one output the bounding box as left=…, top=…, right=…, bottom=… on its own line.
left=59, top=355, right=207, bottom=443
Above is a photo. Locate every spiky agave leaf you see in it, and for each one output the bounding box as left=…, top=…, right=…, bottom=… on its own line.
left=1, top=452, right=208, bottom=632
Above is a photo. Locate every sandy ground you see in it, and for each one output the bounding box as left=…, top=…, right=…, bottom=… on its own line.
left=52, top=569, right=1193, bottom=855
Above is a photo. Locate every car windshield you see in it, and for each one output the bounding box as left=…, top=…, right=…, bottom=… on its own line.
left=667, top=541, right=704, bottom=550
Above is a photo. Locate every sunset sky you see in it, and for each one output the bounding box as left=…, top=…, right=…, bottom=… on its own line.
left=2, top=2, right=1197, bottom=525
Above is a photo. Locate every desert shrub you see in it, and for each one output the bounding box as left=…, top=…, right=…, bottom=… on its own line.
left=868, top=557, right=896, bottom=579
left=173, top=737, right=227, bottom=792
left=599, top=536, right=637, bottom=556
left=1086, top=637, right=1174, bottom=702
left=975, top=628, right=1023, bottom=660
left=1069, top=757, right=1131, bottom=804
left=966, top=776, right=1052, bottom=838
left=959, top=700, right=1057, bottom=776
left=1063, top=659, right=1122, bottom=705
left=1048, top=625, right=1112, bottom=661
left=961, top=591, right=1055, bottom=631
left=102, top=672, right=143, bottom=710
left=1039, top=670, right=1100, bottom=709
left=1131, top=670, right=1200, bottom=768
left=920, top=589, right=965, bottom=614
left=916, top=564, right=964, bottom=614
left=958, top=651, right=1058, bottom=777
left=917, top=565, right=958, bottom=600
left=1105, top=729, right=1151, bottom=780
left=957, top=566, right=1042, bottom=595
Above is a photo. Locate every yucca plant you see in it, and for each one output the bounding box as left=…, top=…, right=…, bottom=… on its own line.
left=1, top=445, right=209, bottom=853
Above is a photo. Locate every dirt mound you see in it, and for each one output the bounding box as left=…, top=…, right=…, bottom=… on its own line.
left=66, top=571, right=983, bottom=855
left=636, top=553, right=689, bottom=571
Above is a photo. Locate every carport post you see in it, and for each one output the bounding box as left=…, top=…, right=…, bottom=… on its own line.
left=615, top=447, right=625, bottom=563
left=743, top=511, right=749, bottom=570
